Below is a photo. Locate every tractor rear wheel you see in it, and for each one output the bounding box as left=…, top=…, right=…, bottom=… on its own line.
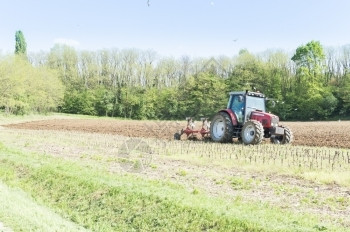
left=241, top=120, right=264, bottom=145
left=271, top=126, right=293, bottom=144
left=210, top=112, right=234, bottom=143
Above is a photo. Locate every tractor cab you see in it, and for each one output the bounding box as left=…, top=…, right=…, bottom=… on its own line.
left=227, top=91, right=266, bottom=124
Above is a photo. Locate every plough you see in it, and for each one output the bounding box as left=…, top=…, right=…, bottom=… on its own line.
left=174, top=117, right=211, bottom=140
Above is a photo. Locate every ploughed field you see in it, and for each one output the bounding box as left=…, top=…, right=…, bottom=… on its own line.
left=4, top=119, right=350, bottom=148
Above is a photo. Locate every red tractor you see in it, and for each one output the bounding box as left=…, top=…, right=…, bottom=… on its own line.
left=210, top=90, right=293, bottom=145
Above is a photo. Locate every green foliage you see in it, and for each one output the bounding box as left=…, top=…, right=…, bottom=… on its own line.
left=291, top=41, right=325, bottom=76
left=94, top=86, right=114, bottom=116
left=0, top=56, right=64, bottom=114
left=226, top=51, right=259, bottom=91
left=48, top=44, right=79, bottom=87
left=15, top=30, right=27, bottom=56
left=62, top=89, right=97, bottom=115
left=289, top=41, right=337, bottom=119
left=179, top=72, right=227, bottom=118
left=338, top=73, right=350, bottom=115
left=154, top=87, right=179, bottom=119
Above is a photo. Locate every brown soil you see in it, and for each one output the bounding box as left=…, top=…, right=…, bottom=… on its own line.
left=4, top=119, right=350, bottom=148
left=283, top=121, right=350, bottom=148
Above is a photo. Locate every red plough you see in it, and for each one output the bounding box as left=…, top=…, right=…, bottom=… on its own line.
left=174, top=117, right=210, bottom=140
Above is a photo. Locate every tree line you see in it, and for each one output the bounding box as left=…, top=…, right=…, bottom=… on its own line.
left=1, top=32, right=350, bottom=120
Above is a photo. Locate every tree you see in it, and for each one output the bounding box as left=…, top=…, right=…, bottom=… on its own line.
left=291, top=41, right=337, bottom=119
left=179, top=72, right=227, bottom=118
left=0, top=56, right=64, bottom=114
left=48, top=44, right=79, bottom=87
left=227, top=50, right=272, bottom=93
left=291, top=40, right=325, bottom=83
left=338, top=73, right=350, bottom=115
left=15, top=30, right=27, bottom=56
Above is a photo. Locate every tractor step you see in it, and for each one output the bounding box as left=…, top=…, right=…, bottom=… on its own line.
left=232, top=126, right=242, bottom=138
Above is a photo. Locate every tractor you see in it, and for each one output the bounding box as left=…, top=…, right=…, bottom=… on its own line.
left=210, top=90, right=293, bottom=145
left=174, top=90, right=293, bottom=145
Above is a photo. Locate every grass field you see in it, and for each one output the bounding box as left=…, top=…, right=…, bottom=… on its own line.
left=0, top=114, right=349, bottom=231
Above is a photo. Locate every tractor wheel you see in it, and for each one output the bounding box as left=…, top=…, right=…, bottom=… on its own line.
left=241, top=120, right=264, bottom=145
left=272, top=126, right=293, bottom=144
left=210, top=112, right=234, bottom=143
left=174, top=132, right=181, bottom=140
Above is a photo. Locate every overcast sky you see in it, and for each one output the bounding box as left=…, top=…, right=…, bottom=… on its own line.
left=1, top=0, right=350, bottom=57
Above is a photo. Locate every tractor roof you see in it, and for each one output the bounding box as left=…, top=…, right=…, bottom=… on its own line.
left=229, top=91, right=265, bottom=98
left=229, top=91, right=246, bottom=95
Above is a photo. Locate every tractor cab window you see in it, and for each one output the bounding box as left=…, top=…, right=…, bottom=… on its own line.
left=245, top=96, right=266, bottom=121
left=230, top=95, right=244, bottom=123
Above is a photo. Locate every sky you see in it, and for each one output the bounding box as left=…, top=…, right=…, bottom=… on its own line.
left=1, top=0, right=350, bottom=58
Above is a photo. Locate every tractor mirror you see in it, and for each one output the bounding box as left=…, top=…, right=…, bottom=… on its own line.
left=238, top=95, right=244, bottom=102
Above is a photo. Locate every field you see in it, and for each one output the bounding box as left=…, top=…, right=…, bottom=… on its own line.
left=6, top=118, right=350, bottom=148
left=0, top=115, right=350, bottom=231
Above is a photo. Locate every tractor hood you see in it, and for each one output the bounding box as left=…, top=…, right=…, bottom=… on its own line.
left=250, top=111, right=279, bottom=128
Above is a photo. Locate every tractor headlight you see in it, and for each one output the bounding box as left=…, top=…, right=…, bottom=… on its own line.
left=271, top=117, right=279, bottom=127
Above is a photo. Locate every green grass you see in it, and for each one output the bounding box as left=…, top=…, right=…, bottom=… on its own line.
left=177, top=169, right=188, bottom=176
left=0, top=143, right=343, bottom=231
left=230, top=177, right=253, bottom=190
left=0, top=181, right=87, bottom=231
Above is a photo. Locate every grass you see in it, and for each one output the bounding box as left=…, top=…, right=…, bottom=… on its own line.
left=0, top=143, right=343, bottom=231
left=230, top=177, right=253, bottom=190
left=0, top=181, right=87, bottom=231
left=177, top=169, right=188, bottom=176
left=302, top=170, right=350, bottom=186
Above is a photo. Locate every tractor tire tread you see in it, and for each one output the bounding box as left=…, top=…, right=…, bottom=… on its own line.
left=281, top=126, right=293, bottom=144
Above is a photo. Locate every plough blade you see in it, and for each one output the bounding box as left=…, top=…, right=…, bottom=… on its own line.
left=174, top=117, right=211, bottom=140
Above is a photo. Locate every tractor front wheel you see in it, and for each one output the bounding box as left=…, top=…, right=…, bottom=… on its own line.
left=271, top=126, right=293, bottom=144
left=210, top=112, right=234, bottom=143
left=241, top=120, right=264, bottom=145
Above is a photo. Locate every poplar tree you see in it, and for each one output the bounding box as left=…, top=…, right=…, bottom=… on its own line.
left=15, top=30, right=27, bottom=55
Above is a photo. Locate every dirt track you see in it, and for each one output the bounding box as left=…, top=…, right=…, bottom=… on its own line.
left=4, top=119, right=350, bottom=148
